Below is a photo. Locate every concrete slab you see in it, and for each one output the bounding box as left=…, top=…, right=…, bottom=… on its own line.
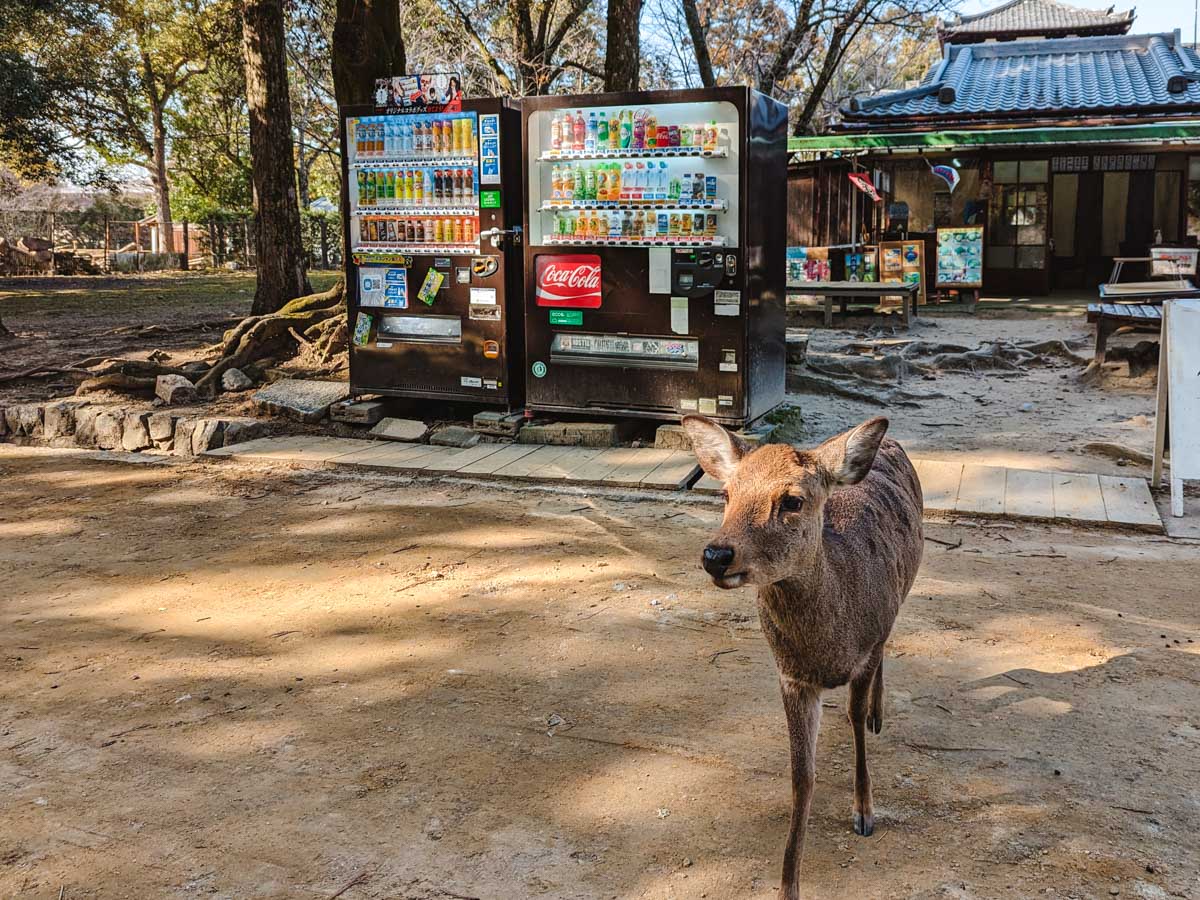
left=955, top=465, right=1006, bottom=516
left=456, top=444, right=541, bottom=475
left=1099, top=475, right=1163, bottom=531
left=1003, top=468, right=1055, bottom=520
left=253, top=379, right=349, bottom=423
left=913, top=459, right=962, bottom=511
left=1052, top=473, right=1108, bottom=523
left=641, top=452, right=702, bottom=490
left=692, top=473, right=724, bottom=495
left=420, top=443, right=507, bottom=473
left=490, top=444, right=577, bottom=480
left=601, top=448, right=678, bottom=487
left=565, top=448, right=647, bottom=484
left=369, top=418, right=429, bottom=442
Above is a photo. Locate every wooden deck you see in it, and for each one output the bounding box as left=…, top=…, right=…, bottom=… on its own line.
left=205, top=437, right=1163, bottom=532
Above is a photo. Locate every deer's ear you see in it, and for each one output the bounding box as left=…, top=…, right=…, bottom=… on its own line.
left=817, top=417, right=889, bottom=486
left=682, top=415, right=748, bottom=482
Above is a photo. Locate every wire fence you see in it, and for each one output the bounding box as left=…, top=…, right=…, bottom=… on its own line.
left=0, top=210, right=342, bottom=276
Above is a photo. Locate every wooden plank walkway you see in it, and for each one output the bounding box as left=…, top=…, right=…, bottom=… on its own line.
left=204, top=438, right=1162, bottom=532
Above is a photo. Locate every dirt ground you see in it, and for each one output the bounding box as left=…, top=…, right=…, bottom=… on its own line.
left=0, top=272, right=340, bottom=405
left=791, top=311, right=1158, bottom=479
left=2, top=446, right=1198, bottom=899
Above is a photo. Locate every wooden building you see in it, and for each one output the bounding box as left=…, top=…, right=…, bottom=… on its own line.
left=790, top=0, right=1200, bottom=295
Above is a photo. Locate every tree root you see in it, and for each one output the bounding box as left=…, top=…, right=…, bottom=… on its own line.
left=75, top=373, right=157, bottom=395
left=196, top=279, right=345, bottom=396
left=786, top=368, right=944, bottom=408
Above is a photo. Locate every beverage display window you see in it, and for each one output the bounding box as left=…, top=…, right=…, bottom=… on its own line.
left=347, top=111, right=481, bottom=253
left=526, top=100, right=740, bottom=249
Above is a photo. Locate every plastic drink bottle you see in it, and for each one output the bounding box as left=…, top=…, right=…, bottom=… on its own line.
left=550, top=113, right=562, bottom=151
left=680, top=173, right=691, bottom=202
left=573, top=111, right=586, bottom=151
left=584, top=165, right=596, bottom=201
left=463, top=168, right=473, bottom=203
left=633, top=117, right=645, bottom=150
left=705, top=121, right=718, bottom=151
left=563, top=165, right=575, bottom=201
left=619, top=110, right=632, bottom=149
left=645, top=114, right=657, bottom=148
left=609, top=112, right=620, bottom=150
left=680, top=124, right=693, bottom=147
left=586, top=113, right=598, bottom=152
left=598, top=114, right=609, bottom=149
left=658, top=161, right=669, bottom=199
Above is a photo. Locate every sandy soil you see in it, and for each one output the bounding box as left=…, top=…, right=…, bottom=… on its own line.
left=790, top=311, right=1158, bottom=478
left=2, top=446, right=1198, bottom=899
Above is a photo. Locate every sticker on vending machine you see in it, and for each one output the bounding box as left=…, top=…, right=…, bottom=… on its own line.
left=417, top=268, right=445, bottom=305
left=352, top=312, right=373, bottom=346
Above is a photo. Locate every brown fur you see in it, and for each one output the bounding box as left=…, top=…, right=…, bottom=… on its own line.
left=683, top=415, right=923, bottom=900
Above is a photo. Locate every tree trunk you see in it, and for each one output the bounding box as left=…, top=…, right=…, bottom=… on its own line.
left=242, top=0, right=311, bottom=315
left=681, top=0, right=716, bottom=88
left=604, top=0, right=642, bottom=91
left=151, top=106, right=175, bottom=255
left=332, top=0, right=405, bottom=106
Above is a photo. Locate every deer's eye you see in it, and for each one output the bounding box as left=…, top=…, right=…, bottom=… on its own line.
left=780, top=495, right=804, bottom=513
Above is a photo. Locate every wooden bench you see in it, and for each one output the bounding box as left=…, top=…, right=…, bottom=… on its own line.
left=787, top=281, right=920, bottom=328
left=1086, top=303, right=1163, bottom=364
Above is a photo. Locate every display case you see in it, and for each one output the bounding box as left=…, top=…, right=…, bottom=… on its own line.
left=521, top=87, right=787, bottom=427
left=341, top=98, right=525, bottom=407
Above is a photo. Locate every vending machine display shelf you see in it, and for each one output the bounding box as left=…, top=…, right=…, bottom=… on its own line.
left=537, top=148, right=728, bottom=162
left=353, top=242, right=480, bottom=255
left=539, top=200, right=727, bottom=212
left=540, top=235, right=727, bottom=248
left=351, top=153, right=477, bottom=169
left=353, top=206, right=479, bottom=217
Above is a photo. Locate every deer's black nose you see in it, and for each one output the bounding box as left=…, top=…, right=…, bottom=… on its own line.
left=702, top=545, right=735, bottom=577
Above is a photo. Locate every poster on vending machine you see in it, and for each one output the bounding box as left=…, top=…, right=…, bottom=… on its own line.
left=374, top=73, right=463, bottom=112
left=358, top=266, right=408, bottom=308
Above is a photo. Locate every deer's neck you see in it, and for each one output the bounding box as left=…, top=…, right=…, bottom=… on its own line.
left=763, top=539, right=834, bottom=611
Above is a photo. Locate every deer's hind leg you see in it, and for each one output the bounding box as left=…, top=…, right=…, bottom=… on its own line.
left=868, top=653, right=884, bottom=735
left=848, top=644, right=885, bottom=836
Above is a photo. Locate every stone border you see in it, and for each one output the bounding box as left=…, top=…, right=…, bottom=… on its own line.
left=0, top=399, right=272, bottom=457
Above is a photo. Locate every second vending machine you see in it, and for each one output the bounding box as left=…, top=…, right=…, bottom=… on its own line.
left=520, top=87, right=787, bottom=427
left=342, top=97, right=524, bottom=407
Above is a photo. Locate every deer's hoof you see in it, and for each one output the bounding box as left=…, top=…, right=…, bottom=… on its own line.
left=868, top=712, right=882, bottom=735
left=853, top=811, right=875, bottom=837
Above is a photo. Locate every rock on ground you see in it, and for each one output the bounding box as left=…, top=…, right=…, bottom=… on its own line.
left=121, top=412, right=151, bottom=451
left=221, top=368, right=254, bottom=392
left=253, top=379, right=349, bottom=423
left=156, top=374, right=198, bottom=405
left=430, top=425, right=480, bottom=448
left=369, top=418, right=429, bottom=442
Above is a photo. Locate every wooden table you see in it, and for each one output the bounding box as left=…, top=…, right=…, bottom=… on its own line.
left=1097, top=280, right=1200, bottom=302
left=1086, top=303, right=1163, bottom=364
left=787, top=281, right=921, bottom=327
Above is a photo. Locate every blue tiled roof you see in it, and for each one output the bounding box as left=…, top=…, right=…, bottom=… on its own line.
left=843, top=32, right=1200, bottom=123
left=940, top=0, right=1134, bottom=42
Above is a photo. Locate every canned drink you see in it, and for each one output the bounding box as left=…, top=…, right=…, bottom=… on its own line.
left=424, top=218, right=434, bottom=242
left=705, top=176, right=718, bottom=200
left=657, top=213, right=669, bottom=236
left=668, top=213, right=680, bottom=236
left=442, top=218, right=452, bottom=242
left=693, top=213, right=705, bottom=234
left=706, top=213, right=718, bottom=236
left=453, top=218, right=463, bottom=244
left=668, top=125, right=680, bottom=147
left=680, top=214, right=692, bottom=236
left=464, top=218, right=475, bottom=242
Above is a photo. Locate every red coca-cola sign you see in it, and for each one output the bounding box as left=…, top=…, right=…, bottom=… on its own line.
left=535, top=254, right=602, bottom=308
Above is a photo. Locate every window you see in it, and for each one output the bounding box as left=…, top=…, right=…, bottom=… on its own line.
left=988, top=161, right=1049, bottom=270
left=1188, top=157, right=1200, bottom=239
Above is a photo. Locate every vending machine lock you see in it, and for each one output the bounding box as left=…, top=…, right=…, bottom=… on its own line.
left=482, top=225, right=523, bottom=249
left=670, top=248, right=726, bottom=298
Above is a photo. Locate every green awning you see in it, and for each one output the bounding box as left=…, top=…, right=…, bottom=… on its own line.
left=788, top=121, right=1200, bottom=153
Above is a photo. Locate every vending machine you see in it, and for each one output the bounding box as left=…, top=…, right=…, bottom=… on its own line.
left=340, top=97, right=524, bottom=407
left=520, top=87, right=787, bottom=427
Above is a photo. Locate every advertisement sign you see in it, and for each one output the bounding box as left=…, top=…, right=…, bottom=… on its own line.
left=535, top=254, right=602, bottom=308
left=935, top=227, right=984, bottom=288
left=359, top=266, right=408, bottom=308
left=847, top=171, right=881, bottom=202
left=373, top=73, right=463, bottom=112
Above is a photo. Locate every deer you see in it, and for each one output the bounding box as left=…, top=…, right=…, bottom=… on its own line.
left=681, top=414, right=923, bottom=900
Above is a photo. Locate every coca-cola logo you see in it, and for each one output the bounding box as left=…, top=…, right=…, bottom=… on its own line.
left=536, top=254, right=602, bottom=308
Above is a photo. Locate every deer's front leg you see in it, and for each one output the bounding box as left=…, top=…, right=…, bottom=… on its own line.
left=778, top=679, right=822, bottom=900
left=848, top=644, right=884, bottom=837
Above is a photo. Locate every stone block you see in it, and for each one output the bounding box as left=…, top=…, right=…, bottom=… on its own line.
left=330, top=399, right=386, bottom=425
left=253, top=378, right=349, bottom=423
left=220, top=417, right=271, bottom=447
left=121, top=412, right=151, bottom=451
left=4, top=403, right=43, bottom=437
left=220, top=367, right=254, bottom=392
left=473, top=410, right=526, bottom=438
left=654, top=424, right=692, bottom=451
left=94, top=410, right=124, bottom=450
left=517, top=420, right=632, bottom=448
left=191, top=419, right=225, bottom=455
left=43, top=401, right=84, bottom=439
left=148, top=412, right=177, bottom=446
left=786, top=329, right=809, bottom=365
left=0, top=406, right=7, bottom=438
left=155, top=374, right=197, bottom=405
left=430, top=425, right=480, bottom=448
left=172, top=418, right=198, bottom=457
left=74, top=406, right=102, bottom=447
left=369, top=417, right=429, bottom=442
